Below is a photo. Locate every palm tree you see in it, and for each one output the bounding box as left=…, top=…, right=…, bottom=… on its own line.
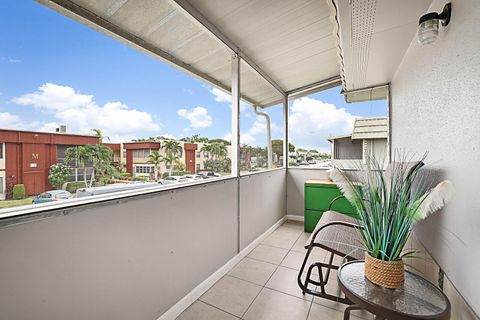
left=86, top=144, right=114, bottom=187
left=91, top=128, right=110, bottom=144
left=148, top=151, right=163, bottom=181
left=161, top=140, right=182, bottom=176
left=64, top=146, right=91, bottom=187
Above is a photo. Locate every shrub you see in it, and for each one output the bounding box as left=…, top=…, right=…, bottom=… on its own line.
left=48, top=163, right=71, bottom=189
left=65, top=181, right=87, bottom=193
left=118, top=172, right=131, bottom=178
left=132, top=176, right=149, bottom=182
left=12, top=184, right=26, bottom=200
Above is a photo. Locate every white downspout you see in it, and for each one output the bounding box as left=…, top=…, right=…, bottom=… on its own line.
left=253, top=105, right=273, bottom=169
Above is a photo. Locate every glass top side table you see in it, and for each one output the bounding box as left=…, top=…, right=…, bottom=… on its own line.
left=337, top=261, right=450, bottom=320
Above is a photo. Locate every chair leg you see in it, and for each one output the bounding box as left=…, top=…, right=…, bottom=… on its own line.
left=344, top=305, right=363, bottom=320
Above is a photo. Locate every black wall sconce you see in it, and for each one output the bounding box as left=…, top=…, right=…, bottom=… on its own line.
left=418, top=3, right=452, bottom=45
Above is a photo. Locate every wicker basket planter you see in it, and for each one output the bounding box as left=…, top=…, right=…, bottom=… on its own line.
left=365, top=253, right=405, bottom=288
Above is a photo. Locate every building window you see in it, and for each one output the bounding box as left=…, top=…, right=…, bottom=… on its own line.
left=133, top=149, right=152, bottom=159
left=196, top=164, right=201, bottom=171
left=0, top=177, right=3, bottom=194
left=0, top=142, right=3, bottom=159
left=196, top=152, right=200, bottom=158
left=135, top=165, right=153, bottom=174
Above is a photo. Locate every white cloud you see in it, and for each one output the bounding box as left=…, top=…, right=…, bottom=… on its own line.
left=209, top=86, right=248, bottom=112
left=11, top=83, right=160, bottom=142
left=177, top=106, right=212, bottom=129
left=210, top=87, right=231, bottom=103
left=0, top=112, right=39, bottom=130
left=288, top=97, right=356, bottom=151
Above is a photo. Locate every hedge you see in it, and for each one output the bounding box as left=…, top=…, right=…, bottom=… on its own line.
left=12, top=184, right=26, bottom=200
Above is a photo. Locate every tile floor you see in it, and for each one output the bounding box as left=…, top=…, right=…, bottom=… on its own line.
left=177, top=221, right=375, bottom=320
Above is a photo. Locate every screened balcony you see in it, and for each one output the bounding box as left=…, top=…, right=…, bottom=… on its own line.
left=0, top=0, right=478, bottom=320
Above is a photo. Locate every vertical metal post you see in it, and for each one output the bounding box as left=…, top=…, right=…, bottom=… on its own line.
left=231, top=54, right=241, bottom=253
left=231, top=54, right=241, bottom=178
left=282, top=96, right=289, bottom=168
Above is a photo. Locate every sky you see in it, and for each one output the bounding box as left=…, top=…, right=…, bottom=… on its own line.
left=0, top=0, right=387, bottom=152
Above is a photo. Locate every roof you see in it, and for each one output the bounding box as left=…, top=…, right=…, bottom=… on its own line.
left=39, top=0, right=340, bottom=107
left=351, top=117, right=388, bottom=140
left=38, top=0, right=430, bottom=106
left=327, top=134, right=352, bottom=142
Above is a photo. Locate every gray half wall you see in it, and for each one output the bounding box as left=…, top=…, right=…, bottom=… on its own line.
left=0, top=179, right=238, bottom=320
left=286, top=168, right=330, bottom=216
left=240, top=169, right=287, bottom=249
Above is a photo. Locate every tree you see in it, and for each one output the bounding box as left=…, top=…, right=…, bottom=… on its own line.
left=272, top=139, right=283, bottom=164
left=64, top=146, right=91, bottom=187
left=148, top=151, right=163, bottom=181
left=91, top=128, right=110, bottom=144
left=48, top=163, right=71, bottom=189
left=86, top=144, right=115, bottom=186
left=161, top=140, right=182, bottom=176
left=289, top=143, right=295, bottom=153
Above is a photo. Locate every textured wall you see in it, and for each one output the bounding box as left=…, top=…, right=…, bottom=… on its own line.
left=239, top=169, right=287, bottom=249
left=391, top=0, right=480, bottom=315
left=286, top=168, right=330, bottom=216
left=0, top=180, right=238, bottom=320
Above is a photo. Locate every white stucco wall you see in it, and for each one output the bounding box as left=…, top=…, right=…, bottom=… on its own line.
left=391, top=0, right=480, bottom=315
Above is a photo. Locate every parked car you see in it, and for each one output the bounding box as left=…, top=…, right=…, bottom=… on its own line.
left=32, top=190, right=73, bottom=204
left=160, top=176, right=187, bottom=185
left=199, top=171, right=221, bottom=179
left=184, top=174, right=204, bottom=182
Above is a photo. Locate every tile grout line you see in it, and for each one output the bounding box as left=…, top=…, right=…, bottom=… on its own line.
left=239, top=224, right=307, bottom=319
left=196, top=300, right=242, bottom=319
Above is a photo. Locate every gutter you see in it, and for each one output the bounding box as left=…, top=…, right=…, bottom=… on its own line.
left=253, top=106, right=273, bottom=169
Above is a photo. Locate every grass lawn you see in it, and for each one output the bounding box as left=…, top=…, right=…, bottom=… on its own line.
left=0, top=198, right=33, bottom=209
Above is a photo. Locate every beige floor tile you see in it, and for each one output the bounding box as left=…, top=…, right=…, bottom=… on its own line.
left=176, top=301, right=239, bottom=320
left=265, top=266, right=313, bottom=300
left=262, top=229, right=301, bottom=250
left=200, top=276, right=261, bottom=317
left=280, top=249, right=327, bottom=274
left=308, top=303, right=369, bottom=320
left=247, top=244, right=289, bottom=265
left=291, top=232, right=311, bottom=252
left=243, top=288, right=311, bottom=320
left=280, top=220, right=304, bottom=231
left=228, top=257, right=277, bottom=286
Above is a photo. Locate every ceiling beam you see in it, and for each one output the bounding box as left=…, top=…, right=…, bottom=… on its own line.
left=170, top=0, right=286, bottom=97
left=286, top=76, right=342, bottom=98
left=37, top=0, right=261, bottom=106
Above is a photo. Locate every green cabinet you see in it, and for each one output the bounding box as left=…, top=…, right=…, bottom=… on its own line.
left=304, top=180, right=358, bottom=233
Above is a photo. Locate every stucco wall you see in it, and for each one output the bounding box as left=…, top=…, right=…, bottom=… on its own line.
left=391, top=0, right=480, bottom=315
left=0, top=180, right=239, bottom=320
left=286, top=168, right=330, bottom=216
left=239, top=169, right=286, bottom=249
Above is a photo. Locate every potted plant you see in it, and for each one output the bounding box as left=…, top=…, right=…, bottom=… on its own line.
left=330, top=153, right=453, bottom=288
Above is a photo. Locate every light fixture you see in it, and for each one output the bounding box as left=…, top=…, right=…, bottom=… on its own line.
left=418, top=3, right=451, bottom=45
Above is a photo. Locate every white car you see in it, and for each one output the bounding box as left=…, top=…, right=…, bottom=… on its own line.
left=184, top=174, right=204, bottom=182
left=161, top=176, right=187, bottom=185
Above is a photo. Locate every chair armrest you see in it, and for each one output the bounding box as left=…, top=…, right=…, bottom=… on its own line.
left=306, top=220, right=364, bottom=248
left=327, top=195, right=347, bottom=210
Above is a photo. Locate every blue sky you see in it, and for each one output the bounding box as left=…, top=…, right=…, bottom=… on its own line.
left=0, top=0, right=387, bottom=152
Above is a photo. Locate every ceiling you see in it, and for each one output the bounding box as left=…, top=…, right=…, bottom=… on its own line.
left=332, top=0, right=432, bottom=102
left=38, top=0, right=432, bottom=105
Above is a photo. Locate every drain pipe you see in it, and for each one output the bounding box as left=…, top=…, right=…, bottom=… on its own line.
left=253, top=105, right=273, bottom=169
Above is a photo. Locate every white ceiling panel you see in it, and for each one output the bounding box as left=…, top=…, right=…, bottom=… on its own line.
left=334, top=0, right=432, bottom=94
left=38, top=0, right=340, bottom=106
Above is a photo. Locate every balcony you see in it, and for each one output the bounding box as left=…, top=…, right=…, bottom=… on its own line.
left=0, top=0, right=479, bottom=320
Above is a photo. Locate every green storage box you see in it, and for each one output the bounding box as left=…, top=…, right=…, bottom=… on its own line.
left=304, top=180, right=358, bottom=233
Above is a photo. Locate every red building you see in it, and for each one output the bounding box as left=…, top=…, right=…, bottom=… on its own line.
left=106, top=141, right=199, bottom=177
left=0, top=129, right=99, bottom=197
